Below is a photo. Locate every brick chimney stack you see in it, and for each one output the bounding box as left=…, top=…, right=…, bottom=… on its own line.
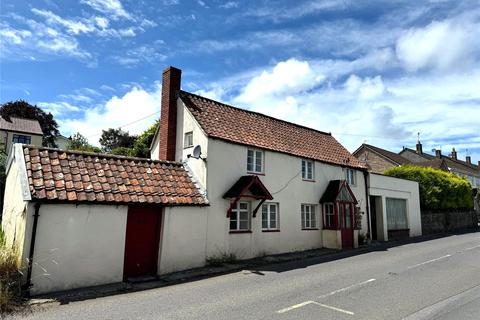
left=466, top=156, right=471, bottom=164
left=435, top=149, right=442, bottom=158
left=159, top=66, right=182, bottom=161
left=450, top=148, right=457, bottom=160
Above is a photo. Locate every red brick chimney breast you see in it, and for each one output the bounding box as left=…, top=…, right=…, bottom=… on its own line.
left=159, top=66, right=182, bottom=161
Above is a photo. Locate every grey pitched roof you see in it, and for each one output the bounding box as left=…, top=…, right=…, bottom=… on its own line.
left=354, top=144, right=410, bottom=165
left=0, top=117, right=43, bottom=135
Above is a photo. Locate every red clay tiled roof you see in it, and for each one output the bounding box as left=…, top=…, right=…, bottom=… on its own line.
left=179, top=91, right=365, bottom=169
left=0, top=117, right=43, bottom=135
left=23, top=146, right=207, bottom=205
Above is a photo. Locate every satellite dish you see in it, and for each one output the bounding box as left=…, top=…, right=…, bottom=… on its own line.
left=192, top=145, right=202, bottom=159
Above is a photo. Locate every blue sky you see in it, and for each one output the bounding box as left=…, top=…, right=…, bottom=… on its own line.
left=1, top=0, right=479, bottom=162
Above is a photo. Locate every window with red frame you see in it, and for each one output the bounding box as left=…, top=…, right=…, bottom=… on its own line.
left=323, top=203, right=335, bottom=229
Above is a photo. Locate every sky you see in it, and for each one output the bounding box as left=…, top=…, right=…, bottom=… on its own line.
left=1, top=0, right=479, bottom=162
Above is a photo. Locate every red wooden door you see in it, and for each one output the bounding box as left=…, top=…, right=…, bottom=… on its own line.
left=124, top=206, right=162, bottom=280
left=339, top=203, right=354, bottom=249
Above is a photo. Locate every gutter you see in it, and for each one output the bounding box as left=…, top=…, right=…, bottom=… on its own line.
left=24, top=202, right=41, bottom=296
left=363, top=171, right=371, bottom=240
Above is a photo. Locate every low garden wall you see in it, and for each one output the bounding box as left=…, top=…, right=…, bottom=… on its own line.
left=421, top=210, right=478, bottom=235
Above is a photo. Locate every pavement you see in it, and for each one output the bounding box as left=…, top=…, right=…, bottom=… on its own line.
left=6, top=231, right=480, bottom=320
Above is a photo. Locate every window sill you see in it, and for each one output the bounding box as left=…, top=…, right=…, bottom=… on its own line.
left=302, top=179, right=315, bottom=182
left=183, top=146, right=194, bottom=149
left=229, top=230, right=252, bottom=234
left=301, top=228, right=320, bottom=231
left=247, top=172, right=265, bottom=176
left=262, top=229, right=280, bottom=232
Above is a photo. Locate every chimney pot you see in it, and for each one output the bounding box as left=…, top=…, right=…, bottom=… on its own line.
left=159, top=66, right=182, bottom=161
left=435, top=149, right=442, bottom=158
left=466, top=156, right=471, bottom=164
left=450, top=147, right=457, bottom=160
left=416, top=142, right=423, bottom=154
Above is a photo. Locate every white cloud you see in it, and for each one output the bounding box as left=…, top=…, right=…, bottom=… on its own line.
left=80, top=0, right=132, bottom=20
left=396, top=17, right=480, bottom=72
left=219, top=2, right=238, bottom=9
left=38, top=101, right=82, bottom=117
left=111, top=40, right=167, bottom=66
left=60, top=85, right=161, bottom=144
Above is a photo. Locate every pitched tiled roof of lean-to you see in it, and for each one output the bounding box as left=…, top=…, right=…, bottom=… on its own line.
left=23, top=146, right=207, bottom=205
left=179, top=91, right=365, bottom=170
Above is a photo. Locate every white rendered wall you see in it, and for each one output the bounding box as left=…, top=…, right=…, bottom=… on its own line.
left=203, top=138, right=368, bottom=260
left=30, top=204, right=128, bottom=295
left=158, top=206, right=208, bottom=274
left=369, top=173, right=422, bottom=240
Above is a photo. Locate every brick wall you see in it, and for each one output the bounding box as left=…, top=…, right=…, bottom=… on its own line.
left=355, top=149, right=397, bottom=174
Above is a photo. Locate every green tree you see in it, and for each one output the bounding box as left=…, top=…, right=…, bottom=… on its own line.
left=99, top=128, right=136, bottom=152
left=384, top=166, right=473, bottom=210
left=131, top=121, right=159, bottom=158
left=0, top=100, right=59, bottom=147
left=67, top=133, right=101, bottom=153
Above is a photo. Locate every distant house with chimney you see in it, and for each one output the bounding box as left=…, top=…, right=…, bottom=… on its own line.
left=353, top=141, right=480, bottom=189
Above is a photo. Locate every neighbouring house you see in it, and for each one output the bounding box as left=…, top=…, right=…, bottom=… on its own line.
left=353, top=143, right=412, bottom=173
left=400, top=145, right=480, bottom=189
left=53, top=134, right=71, bottom=149
left=2, top=66, right=422, bottom=295
left=0, top=117, right=43, bottom=154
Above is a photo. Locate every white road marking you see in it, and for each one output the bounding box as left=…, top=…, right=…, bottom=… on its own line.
left=317, top=278, right=376, bottom=299
left=461, top=245, right=480, bottom=252
left=407, top=254, right=451, bottom=269
left=276, top=300, right=315, bottom=313
left=312, top=302, right=355, bottom=315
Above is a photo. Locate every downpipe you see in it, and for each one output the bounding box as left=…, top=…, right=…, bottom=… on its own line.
left=24, top=202, right=41, bottom=296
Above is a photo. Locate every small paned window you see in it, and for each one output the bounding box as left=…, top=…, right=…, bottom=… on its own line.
left=302, top=159, right=314, bottom=180
left=262, top=203, right=279, bottom=230
left=184, top=131, right=193, bottom=148
left=12, top=134, right=31, bottom=144
left=301, top=204, right=317, bottom=229
left=230, top=201, right=251, bottom=231
left=247, top=149, right=264, bottom=174
left=345, top=169, right=356, bottom=186
left=324, top=203, right=335, bottom=229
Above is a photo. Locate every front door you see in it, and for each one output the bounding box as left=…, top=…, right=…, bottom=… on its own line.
left=339, top=203, right=354, bottom=249
left=124, top=206, right=162, bottom=280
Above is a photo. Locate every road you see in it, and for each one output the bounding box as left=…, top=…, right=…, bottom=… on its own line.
left=8, top=231, right=480, bottom=320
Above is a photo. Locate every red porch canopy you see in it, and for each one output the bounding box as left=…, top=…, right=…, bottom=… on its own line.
left=223, top=175, right=273, bottom=217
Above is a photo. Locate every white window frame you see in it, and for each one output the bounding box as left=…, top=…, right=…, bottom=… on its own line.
left=184, top=131, right=193, bottom=148
left=301, top=204, right=317, bottom=229
left=345, top=168, right=356, bottom=186
left=262, top=202, right=279, bottom=231
left=230, top=201, right=251, bottom=231
left=247, top=148, right=264, bottom=174
left=301, top=159, right=314, bottom=181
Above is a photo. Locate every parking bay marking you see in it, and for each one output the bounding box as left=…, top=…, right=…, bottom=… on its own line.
left=276, top=278, right=376, bottom=315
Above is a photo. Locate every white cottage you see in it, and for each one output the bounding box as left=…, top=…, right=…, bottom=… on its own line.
left=150, top=66, right=422, bottom=264
left=2, top=66, right=422, bottom=295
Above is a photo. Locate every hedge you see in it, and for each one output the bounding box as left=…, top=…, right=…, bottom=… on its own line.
left=384, top=166, right=473, bottom=210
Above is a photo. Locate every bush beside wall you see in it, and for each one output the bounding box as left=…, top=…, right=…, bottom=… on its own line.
left=0, top=228, right=23, bottom=313
left=384, top=166, right=473, bottom=210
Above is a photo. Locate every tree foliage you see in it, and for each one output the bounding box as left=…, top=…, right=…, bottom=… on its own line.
left=384, top=166, right=473, bottom=210
left=0, top=100, right=59, bottom=147
left=99, top=128, right=136, bottom=152
left=67, top=133, right=101, bottom=153
left=130, top=121, right=159, bottom=158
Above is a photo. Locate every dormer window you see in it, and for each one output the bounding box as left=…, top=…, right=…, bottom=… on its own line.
left=247, top=149, right=264, bottom=174
left=184, top=131, right=193, bottom=148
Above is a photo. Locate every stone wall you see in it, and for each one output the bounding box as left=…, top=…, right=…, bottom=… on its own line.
left=354, top=148, right=397, bottom=174
left=421, top=209, right=478, bottom=235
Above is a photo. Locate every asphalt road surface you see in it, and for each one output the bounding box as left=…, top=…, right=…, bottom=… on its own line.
left=8, top=231, right=480, bottom=320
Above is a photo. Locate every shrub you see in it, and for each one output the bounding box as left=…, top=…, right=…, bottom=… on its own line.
left=384, top=166, right=473, bottom=210
left=0, top=245, right=22, bottom=313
